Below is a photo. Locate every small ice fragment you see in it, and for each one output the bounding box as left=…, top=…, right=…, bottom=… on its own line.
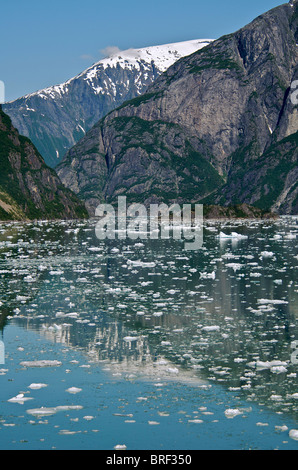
left=8, top=393, right=33, bottom=404
left=66, top=387, right=82, bottom=394
left=202, top=326, right=220, bottom=332
left=114, top=444, right=127, bottom=450
left=218, top=232, right=247, bottom=240
left=20, top=360, right=62, bottom=368
left=26, top=405, right=83, bottom=417
left=260, top=251, right=274, bottom=258
left=224, top=409, right=242, bottom=419
left=248, top=360, right=288, bottom=372
left=289, top=430, right=298, bottom=441
left=287, top=393, right=298, bottom=399
left=166, top=367, right=179, bottom=375
left=28, top=383, right=48, bottom=390
left=26, top=407, right=58, bottom=417
left=275, top=425, right=288, bottom=432
left=271, top=365, right=287, bottom=374
left=270, top=395, right=283, bottom=401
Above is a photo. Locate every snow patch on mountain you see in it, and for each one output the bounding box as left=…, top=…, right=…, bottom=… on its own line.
left=11, top=39, right=213, bottom=102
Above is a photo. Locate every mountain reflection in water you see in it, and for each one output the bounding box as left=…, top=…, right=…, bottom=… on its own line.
left=0, top=217, right=297, bottom=420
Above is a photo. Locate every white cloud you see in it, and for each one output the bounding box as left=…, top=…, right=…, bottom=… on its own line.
left=99, top=46, right=122, bottom=58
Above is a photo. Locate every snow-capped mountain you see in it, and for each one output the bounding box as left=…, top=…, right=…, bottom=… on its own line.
left=57, top=1, right=298, bottom=216
left=3, top=39, right=213, bottom=167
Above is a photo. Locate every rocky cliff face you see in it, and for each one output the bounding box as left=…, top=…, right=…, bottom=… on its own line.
left=3, top=40, right=212, bottom=168
left=0, top=106, right=88, bottom=221
left=57, top=1, right=298, bottom=215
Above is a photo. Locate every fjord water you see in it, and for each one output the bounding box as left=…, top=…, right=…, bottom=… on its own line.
left=0, top=217, right=297, bottom=450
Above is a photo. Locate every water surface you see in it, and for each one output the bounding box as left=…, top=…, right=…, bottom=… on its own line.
left=0, top=216, right=297, bottom=450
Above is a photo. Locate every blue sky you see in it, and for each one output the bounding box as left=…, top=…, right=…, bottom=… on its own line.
left=0, top=0, right=284, bottom=101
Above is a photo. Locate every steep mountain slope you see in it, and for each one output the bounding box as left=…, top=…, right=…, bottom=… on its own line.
left=0, top=106, right=88, bottom=221
left=3, top=40, right=212, bottom=168
left=57, top=1, right=298, bottom=215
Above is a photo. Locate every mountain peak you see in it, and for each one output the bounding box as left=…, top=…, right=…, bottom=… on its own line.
left=57, top=0, right=298, bottom=216
left=3, top=38, right=213, bottom=167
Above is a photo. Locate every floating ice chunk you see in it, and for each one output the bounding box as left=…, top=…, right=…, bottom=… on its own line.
left=49, top=270, right=64, bottom=276
left=8, top=393, right=33, bottom=404
left=26, top=405, right=83, bottom=417
left=270, top=395, right=283, bottom=401
left=231, top=232, right=248, bottom=239
left=218, top=232, right=230, bottom=238
left=271, top=365, right=288, bottom=374
left=123, top=336, right=138, bottom=342
left=218, top=232, right=247, bottom=240
left=248, top=360, right=288, bottom=373
left=225, top=263, right=242, bottom=271
left=20, top=360, right=62, bottom=368
left=156, top=359, right=168, bottom=365
left=224, top=409, right=243, bottom=419
left=202, top=326, right=220, bottom=332
left=166, top=367, right=179, bottom=375
left=288, top=393, right=298, bottom=399
left=188, top=419, right=203, bottom=423
left=275, top=425, right=288, bottom=432
left=148, top=421, right=160, bottom=425
left=114, top=444, right=127, bottom=450
left=59, top=430, right=82, bottom=435
left=289, top=430, right=298, bottom=441
left=66, top=387, right=82, bottom=394
left=257, top=299, right=288, bottom=305
left=285, top=233, right=297, bottom=240
left=28, top=383, right=48, bottom=390
left=127, top=260, right=156, bottom=268
left=200, top=271, right=216, bottom=279
left=260, top=251, right=274, bottom=258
